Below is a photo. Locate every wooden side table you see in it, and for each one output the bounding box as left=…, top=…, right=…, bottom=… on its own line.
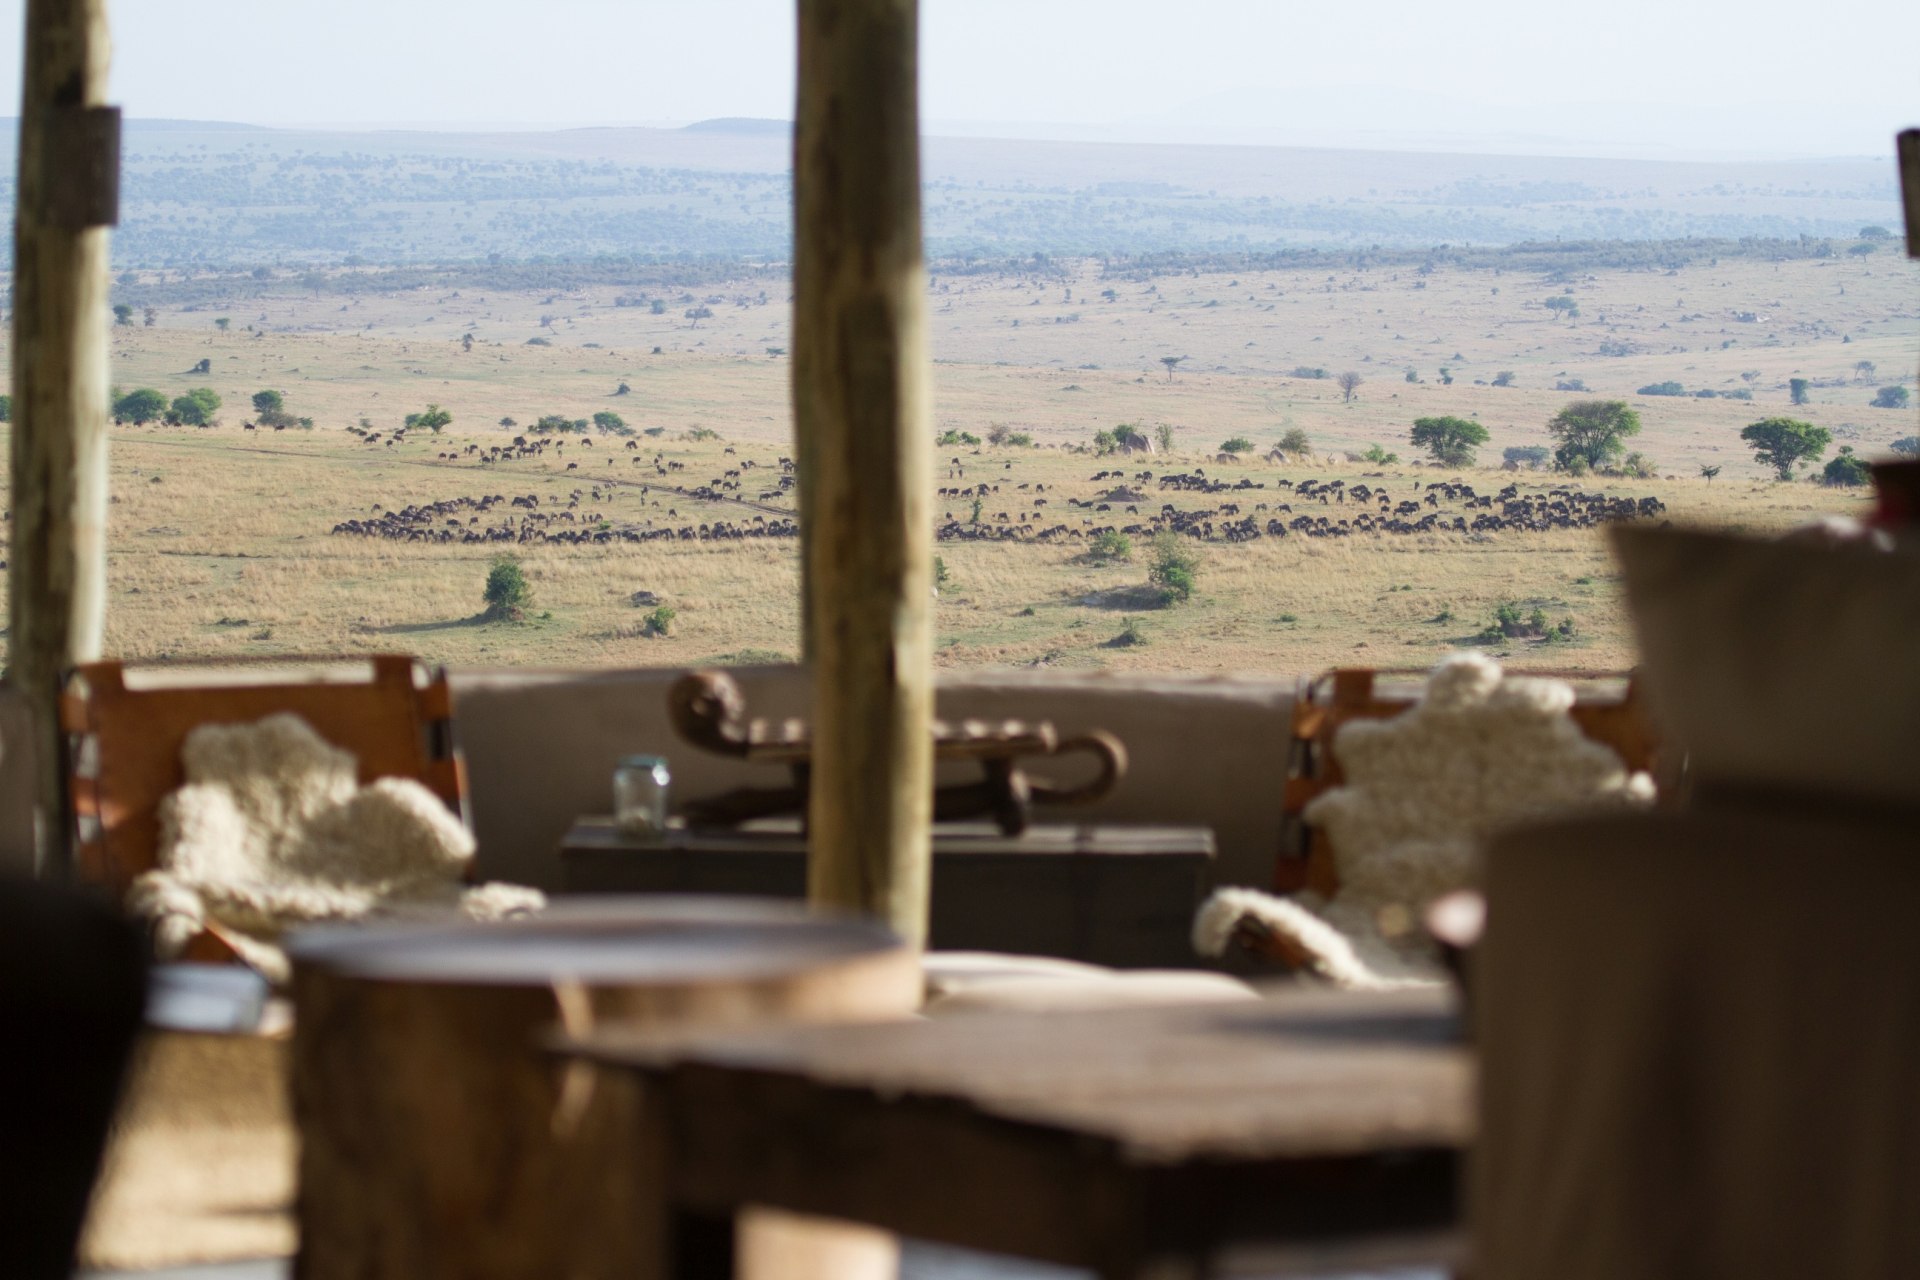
left=560, top=819, right=1216, bottom=968
left=568, top=987, right=1471, bottom=1280
left=288, top=897, right=919, bottom=1280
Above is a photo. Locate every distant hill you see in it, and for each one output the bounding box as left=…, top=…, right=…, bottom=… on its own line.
left=683, top=118, right=792, bottom=136
left=0, top=119, right=1894, bottom=272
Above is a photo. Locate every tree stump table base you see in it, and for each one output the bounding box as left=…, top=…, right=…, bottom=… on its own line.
left=289, top=897, right=918, bottom=1280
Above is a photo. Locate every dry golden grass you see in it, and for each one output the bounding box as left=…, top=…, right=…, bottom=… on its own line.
left=0, top=250, right=1901, bottom=676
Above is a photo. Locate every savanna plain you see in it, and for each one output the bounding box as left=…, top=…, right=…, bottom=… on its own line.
left=6, top=245, right=1909, bottom=678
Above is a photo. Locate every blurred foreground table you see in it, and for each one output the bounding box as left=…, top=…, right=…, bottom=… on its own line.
left=562, top=818, right=1215, bottom=968
left=570, top=986, right=1471, bottom=1279
left=289, top=897, right=918, bottom=1280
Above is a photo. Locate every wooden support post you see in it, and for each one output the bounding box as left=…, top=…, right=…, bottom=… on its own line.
left=1899, top=129, right=1919, bottom=260
left=9, top=0, right=116, bottom=877
left=792, top=0, right=934, bottom=945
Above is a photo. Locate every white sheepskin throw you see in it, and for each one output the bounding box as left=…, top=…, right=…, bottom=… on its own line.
left=1194, top=653, right=1653, bottom=988
left=127, top=713, right=544, bottom=982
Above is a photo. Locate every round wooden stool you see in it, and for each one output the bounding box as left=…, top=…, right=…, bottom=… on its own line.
left=289, top=897, right=919, bottom=1280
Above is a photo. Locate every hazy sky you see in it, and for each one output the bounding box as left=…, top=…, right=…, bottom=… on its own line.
left=0, top=0, right=1914, bottom=157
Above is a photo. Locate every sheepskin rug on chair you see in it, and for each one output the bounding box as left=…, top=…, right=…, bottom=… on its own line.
left=128, top=713, right=544, bottom=982
left=1194, top=653, right=1653, bottom=988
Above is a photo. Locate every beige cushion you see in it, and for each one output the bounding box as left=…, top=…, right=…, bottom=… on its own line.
left=1611, top=525, right=1920, bottom=809
left=920, top=950, right=1113, bottom=1003
left=921, top=950, right=1257, bottom=1016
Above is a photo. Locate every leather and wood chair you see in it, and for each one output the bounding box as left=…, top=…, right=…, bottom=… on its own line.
left=1226, top=666, right=1659, bottom=970
left=60, top=654, right=465, bottom=961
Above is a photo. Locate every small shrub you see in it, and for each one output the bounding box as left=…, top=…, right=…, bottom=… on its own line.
left=1503, top=445, right=1551, bottom=470
left=525, top=336, right=551, bottom=346
left=932, top=556, right=952, bottom=593
left=1555, top=378, right=1588, bottom=392
left=1478, top=601, right=1552, bottom=644
left=1004, top=432, right=1033, bottom=447
left=642, top=606, right=678, bottom=638
left=1110, top=616, right=1147, bottom=647
left=936, top=428, right=982, bottom=446
left=1872, top=385, right=1910, bottom=410
left=1147, top=530, right=1200, bottom=605
left=1277, top=613, right=1299, bottom=624
left=1491, top=371, right=1516, bottom=387
left=1089, top=529, right=1133, bottom=562
left=1277, top=427, right=1312, bottom=456
left=1289, top=366, right=1329, bottom=380
left=1220, top=436, right=1254, bottom=454
left=483, top=555, right=532, bottom=621
left=1822, top=447, right=1872, bottom=487
left=1637, top=381, right=1686, bottom=397
left=1362, top=443, right=1400, bottom=464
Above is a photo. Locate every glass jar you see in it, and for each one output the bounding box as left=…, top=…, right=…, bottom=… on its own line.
left=613, top=755, right=671, bottom=838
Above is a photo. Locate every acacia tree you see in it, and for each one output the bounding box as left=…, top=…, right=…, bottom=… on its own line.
left=114, top=388, right=168, bottom=424
left=1337, top=371, right=1363, bottom=403
left=406, top=404, right=453, bottom=433
left=1409, top=416, right=1490, bottom=467
left=1740, top=417, right=1831, bottom=480
left=170, top=387, right=222, bottom=426
left=251, top=389, right=283, bottom=417
left=1544, top=294, right=1579, bottom=322
left=1546, top=400, right=1641, bottom=472
left=1699, top=464, right=1722, bottom=485
left=1160, top=355, right=1186, bottom=382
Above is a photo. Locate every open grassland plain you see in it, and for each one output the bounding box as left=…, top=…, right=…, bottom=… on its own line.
left=2, top=248, right=1908, bottom=676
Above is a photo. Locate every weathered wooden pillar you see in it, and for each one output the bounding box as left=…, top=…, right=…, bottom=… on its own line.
left=9, top=0, right=116, bottom=876
left=1900, top=129, right=1919, bottom=259
left=792, top=0, right=935, bottom=944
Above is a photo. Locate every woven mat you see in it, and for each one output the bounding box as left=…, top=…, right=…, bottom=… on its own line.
left=79, top=1031, right=296, bottom=1270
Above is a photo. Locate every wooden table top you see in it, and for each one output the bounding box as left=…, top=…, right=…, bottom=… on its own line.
left=286, top=896, right=909, bottom=988
left=571, top=985, right=1468, bottom=1166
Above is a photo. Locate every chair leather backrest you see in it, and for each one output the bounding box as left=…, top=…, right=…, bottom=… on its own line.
left=62, top=655, right=463, bottom=899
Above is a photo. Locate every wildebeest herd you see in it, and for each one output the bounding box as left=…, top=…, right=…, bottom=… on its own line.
left=933, top=468, right=1667, bottom=545
left=328, top=449, right=1667, bottom=552
left=330, top=491, right=798, bottom=545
